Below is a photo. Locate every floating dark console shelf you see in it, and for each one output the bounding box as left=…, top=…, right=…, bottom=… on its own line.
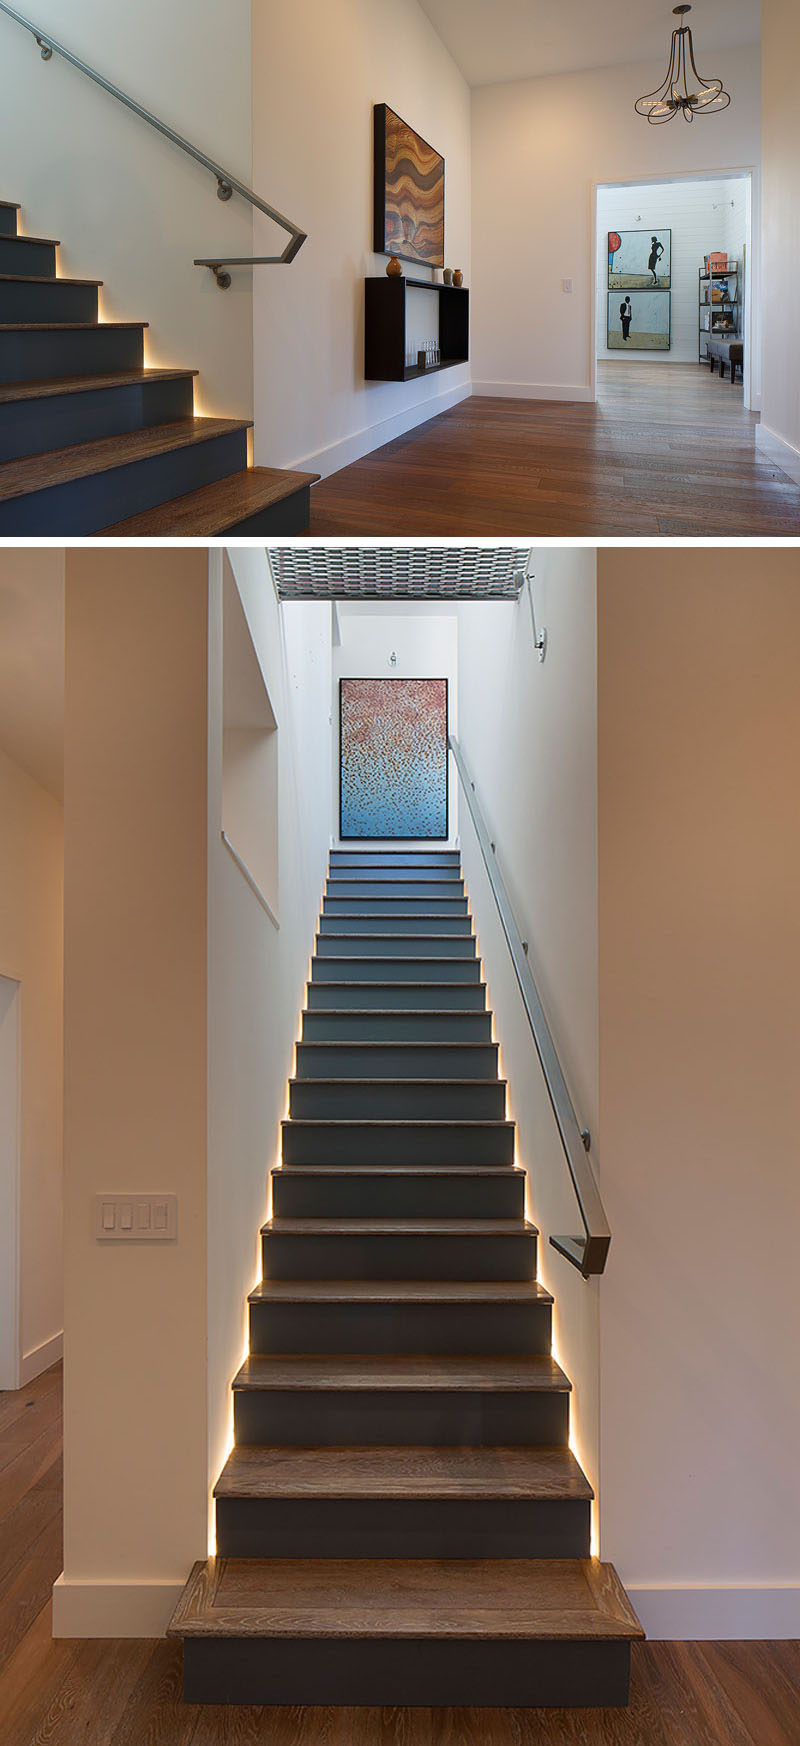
left=365, top=276, right=469, bottom=383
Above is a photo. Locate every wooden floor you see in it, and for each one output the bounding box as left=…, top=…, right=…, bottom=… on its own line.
left=2, top=1364, right=799, bottom=1744
left=308, top=362, right=800, bottom=537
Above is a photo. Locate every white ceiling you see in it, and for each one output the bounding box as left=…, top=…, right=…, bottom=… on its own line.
left=0, top=553, right=65, bottom=801
left=417, top=0, right=761, bottom=87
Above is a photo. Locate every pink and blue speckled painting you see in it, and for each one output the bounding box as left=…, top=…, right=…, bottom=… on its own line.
left=339, top=678, right=448, bottom=840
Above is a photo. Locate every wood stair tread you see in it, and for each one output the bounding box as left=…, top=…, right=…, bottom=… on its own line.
left=232, top=1354, right=567, bottom=1392
left=275, top=1164, right=523, bottom=1176
left=0, top=367, right=199, bottom=405
left=288, top=1078, right=506, bottom=1087
left=0, top=201, right=21, bottom=210
left=0, top=417, right=253, bottom=501
left=168, top=1557, right=642, bottom=1641
left=284, top=1118, right=514, bottom=1126
left=0, top=272, right=104, bottom=286
left=214, top=1444, right=591, bottom=1501
left=261, top=1217, right=534, bottom=1236
left=0, top=319, right=148, bottom=330
left=308, top=983, right=487, bottom=990
left=101, top=465, right=321, bottom=535
left=248, top=1278, right=552, bottom=1305
left=0, top=232, right=60, bottom=245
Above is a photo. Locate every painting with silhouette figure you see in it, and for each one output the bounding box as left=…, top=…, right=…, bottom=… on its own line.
left=340, top=678, right=448, bottom=839
left=608, top=289, right=671, bottom=351
left=608, top=228, right=671, bottom=290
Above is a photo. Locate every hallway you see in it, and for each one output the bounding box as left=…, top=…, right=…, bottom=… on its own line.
left=2, top=1366, right=800, bottom=1743
left=308, top=363, right=800, bottom=537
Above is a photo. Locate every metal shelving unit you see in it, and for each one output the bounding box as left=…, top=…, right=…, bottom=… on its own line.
left=698, top=265, right=740, bottom=363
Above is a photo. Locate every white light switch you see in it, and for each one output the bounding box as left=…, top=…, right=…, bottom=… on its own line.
left=562, top=278, right=573, bottom=294
left=95, top=1194, right=177, bottom=1241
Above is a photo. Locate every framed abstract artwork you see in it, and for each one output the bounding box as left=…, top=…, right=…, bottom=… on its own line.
left=373, top=103, right=445, bottom=269
left=339, top=678, right=448, bottom=840
left=607, top=289, right=671, bottom=351
left=608, top=228, right=671, bottom=290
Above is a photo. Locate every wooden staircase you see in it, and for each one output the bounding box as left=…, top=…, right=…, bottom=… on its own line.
left=0, top=197, right=317, bottom=534
left=168, top=847, right=642, bottom=1706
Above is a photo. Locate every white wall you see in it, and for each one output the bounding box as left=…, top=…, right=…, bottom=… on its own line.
left=471, top=46, right=761, bottom=400
left=596, top=176, right=748, bottom=365
left=597, top=550, right=800, bottom=1638
left=206, top=553, right=332, bottom=1551
left=0, top=748, right=63, bottom=1389
left=332, top=604, right=459, bottom=846
left=0, top=0, right=254, bottom=420
left=251, top=0, right=472, bottom=478
left=455, top=557, right=600, bottom=1514
left=760, top=0, right=800, bottom=468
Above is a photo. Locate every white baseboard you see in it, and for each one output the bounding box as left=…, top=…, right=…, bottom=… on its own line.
left=20, top=1331, right=62, bottom=1386
left=755, top=421, right=800, bottom=486
left=52, top=1573, right=186, bottom=1638
left=471, top=380, right=594, bottom=403
left=628, top=1583, right=800, bottom=1640
left=283, top=377, right=472, bottom=480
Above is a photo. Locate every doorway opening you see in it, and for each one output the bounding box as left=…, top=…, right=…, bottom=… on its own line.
left=593, top=169, right=757, bottom=417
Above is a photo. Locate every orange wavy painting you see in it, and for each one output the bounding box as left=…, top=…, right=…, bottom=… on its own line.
left=379, top=106, right=444, bottom=268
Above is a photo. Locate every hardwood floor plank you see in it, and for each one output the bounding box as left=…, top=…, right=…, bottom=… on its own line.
left=307, top=363, right=800, bottom=536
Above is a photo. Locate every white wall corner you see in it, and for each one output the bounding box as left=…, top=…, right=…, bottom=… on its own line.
left=286, top=378, right=472, bottom=480
left=755, top=422, right=800, bottom=486
left=628, top=1584, right=800, bottom=1641
left=20, top=1331, right=63, bottom=1386
left=52, top=1573, right=186, bottom=1639
left=471, top=381, right=594, bottom=403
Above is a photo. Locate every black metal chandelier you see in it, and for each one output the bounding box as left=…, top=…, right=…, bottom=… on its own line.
left=635, top=6, right=731, bottom=124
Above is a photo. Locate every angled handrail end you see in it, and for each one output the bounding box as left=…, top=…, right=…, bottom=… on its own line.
left=448, top=732, right=611, bottom=1278
left=0, top=2, right=307, bottom=280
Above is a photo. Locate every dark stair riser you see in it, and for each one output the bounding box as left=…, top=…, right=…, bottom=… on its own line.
left=294, top=1043, right=498, bottom=1080
left=0, top=237, right=56, bottom=276
left=0, top=278, right=98, bottom=323
left=0, top=428, right=249, bottom=536
left=218, top=483, right=313, bottom=537
left=330, top=852, right=461, bottom=869
left=324, top=897, right=469, bottom=916
left=316, top=936, right=476, bottom=960
left=0, top=323, right=144, bottom=385
left=0, top=375, right=195, bottom=465
left=271, top=1168, right=522, bottom=1217
left=233, top=1385, right=568, bottom=1447
left=0, top=208, right=18, bottom=238
left=183, top=1638, right=630, bottom=1708
left=288, top=1080, right=505, bottom=1120
left=249, top=1295, right=549, bottom=1355
left=262, top=1229, right=534, bottom=1281
left=305, top=982, right=487, bottom=1011
left=311, top=957, right=481, bottom=984
left=320, top=913, right=471, bottom=934
left=215, top=1495, right=589, bottom=1560
left=301, top=1009, right=492, bottom=1041
left=328, top=877, right=464, bottom=895
left=282, top=1120, right=514, bottom=1167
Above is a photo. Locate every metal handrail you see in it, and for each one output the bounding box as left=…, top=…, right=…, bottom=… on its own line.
left=449, top=734, right=611, bottom=1278
left=0, top=2, right=307, bottom=284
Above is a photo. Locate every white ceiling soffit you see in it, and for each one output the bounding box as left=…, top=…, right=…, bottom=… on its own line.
left=270, top=547, right=532, bottom=601
left=416, top=0, right=760, bottom=87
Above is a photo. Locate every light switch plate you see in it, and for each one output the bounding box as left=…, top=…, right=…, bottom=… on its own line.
left=95, top=1194, right=177, bottom=1241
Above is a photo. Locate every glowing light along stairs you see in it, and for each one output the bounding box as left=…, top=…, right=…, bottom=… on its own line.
left=168, top=847, right=642, bottom=1706
left=0, top=196, right=317, bottom=535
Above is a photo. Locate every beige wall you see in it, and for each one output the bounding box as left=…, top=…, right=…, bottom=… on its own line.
left=0, top=746, right=63, bottom=1386
left=251, top=0, right=472, bottom=478
left=206, top=551, right=333, bottom=1551
left=471, top=46, right=761, bottom=403
left=597, top=551, right=800, bottom=1637
left=456, top=554, right=600, bottom=1514
left=761, top=0, right=800, bottom=461
left=0, top=0, right=254, bottom=420
left=56, top=552, right=209, bottom=1637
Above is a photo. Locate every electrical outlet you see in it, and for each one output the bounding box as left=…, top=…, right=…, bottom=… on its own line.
left=95, top=1194, right=177, bottom=1241
left=562, top=278, right=573, bottom=294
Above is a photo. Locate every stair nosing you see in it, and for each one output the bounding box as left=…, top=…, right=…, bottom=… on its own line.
left=0, top=233, right=60, bottom=245
left=0, top=272, right=104, bottom=286
left=233, top=1353, right=569, bottom=1394
left=248, top=1277, right=550, bottom=1303
left=261, top=1217, right=536, bottom=1235
left=0, top=320, right=149, bottom=331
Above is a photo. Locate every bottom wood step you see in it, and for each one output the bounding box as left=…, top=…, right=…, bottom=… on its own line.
left=101, top=465, right=320, bottom=535
left=169, top=1556, right=643, bottom=1706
